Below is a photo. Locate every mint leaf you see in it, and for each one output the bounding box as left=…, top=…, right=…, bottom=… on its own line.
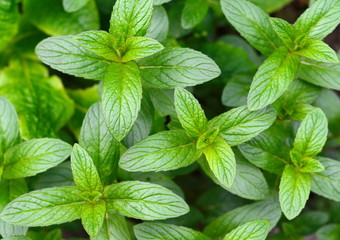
left=174, top=87, right=208, bottom=137
left=270, top=18, right=296, bottom=49
left=103, top=181, right=189, bottom=220
left=79, top=102, right=119, bottom=183
left=2, top=139, right=72, bottom=179
left=0, top=96, right=20, bottom=152
left=196, top=127, right=219, bottom=150
left=119, top=130, right=200, bottom=172
left=181, top=0, right=209, bottom=29
left=81, top=200, right=106, bottom=237
left=102, top=62, right=142, bottom=141
left=138, top=47, right=221, bottom=88
left=36, top=35, right=110, bottom=81
left=122, top=37, right=164, bottom=62
left=209, top=106, right=276, bottom=146
left=295, top=40, right=339, bottom=63
left=154, top=0, right=172, bottom=4
left=0, top=219, right=28, bottom=239
left=146, top=6, right=169, bottom=42
left=109, top=0, right=153, bottom=44
left=220, top=0, right=281, bottom=56
left=0, top=1, right=19, bottom=52
left=223, top=220, right=270, bottom=240
left=0, top=187, right=85, bottom=226
left=92, top=214, right=132, bottom=240
left=294, top=0, right=340, bottom=40
left=74, top=31, right=120, bottom=61
left=203, top=137, right=236, bottom=188
left=297, top=157, right=325, bottom=173
left=134, top=222, right=211, bottom=240
left=293, top=108, right=328, bottom=157
left=248, top=47, right=300, bottom=110
left=311, top=157, right=340, bottom=201
left=222, top=75, right=252, bottom=107
left=147, top=88, right=176, bottom=117
left=71, top=144, right=103, bottom=192
left=63, top=0, right=89, bottom=12
left=279, top=165, right=311, bottom=220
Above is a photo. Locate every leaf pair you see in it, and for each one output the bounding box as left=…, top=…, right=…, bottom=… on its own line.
left=0, top=144, right=189, bottom=237
left=120, top=88, right=276, bottom=189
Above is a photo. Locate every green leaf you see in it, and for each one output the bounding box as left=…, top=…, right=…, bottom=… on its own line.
left=73, top=30, right=120, bottom=61
left=222, top=75, right=252, bottom=107
left=147, top=88, right=176, bottom=117
left=81, top=200, right=106, bottom=237
left=196, top=127, right=219, bottom=150
left=181, top=0, right=209, bottom=29
left=270, top=18, right=296, bottom=49
left=290, top=152, right=325, bottom=173
left=134, top=222, right=211, bottom=240
left=23, top=0, right=99, bottom=35
left=279, top=165, right=311, bottom=220
left=294, top=0, right=340, bottom=40
left=204, top=198, right=281, bottom=239
left=295, top=40, right=339, bottom=63
left=203, top=137, right=236, bottom=188
left=122, top=37, right=164, bottom=62
left=316, top=224, right=340, bottom=240
left=2, top=139, right=72, bottom=179
left=1, top=237, right=32, bottom=240
left=311, top=157, right=340, bottom=201
left=138, top=47, right=221, bottom=88
left=247, top=47, right=300, bottom=110
left=109, top=0, right=153, bottom=44
left=0, top=95, right=20, bottom=152
left=36, top=35, right=110, bottom=81
left=249, top=0, right=293, bottom=13
left=220, top=0, right=282, bottom=56
left=0, top=187, right=85, bottom=226
left=63, top=0, right=90, bottom=12
left=102, top=62, right=142, bottom=141
left=0, top=2, right=19, bottom=52
left=92, top=213, right=132, bottom=240
left=103, top=181, right=189, bottom=220
left=209, top=105, right=276, bottom=146
left=223, top=220, right=270, bottom=240
left=292, top=108, right=328, bottom=157
left=79, top=102, right=120, bottom=183
left=146, top=5, right=169, bottom=42
left=288, top=103, right=316, bottom=121
left=119, top=130, right=200, bottom=172
left=174, top=87, right=208, bottom=137
left=71, top=144, right=103, bottom=192
left=298, top=57, right=340, bottom=90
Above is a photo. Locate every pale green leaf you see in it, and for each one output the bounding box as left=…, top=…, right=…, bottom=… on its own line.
left=209, top=105, right=276, bottom=146
left=138, top=47, right=221, bottom=88
left=293, top=156, right=325, bottom=173
left=279, top=165, right=311, bottom=220
left=147, top=88, right=176, bottom=117
left=119, top=130, right=200, bottom=172
left=248, top=47, right=300, bottom=110
left=181, top=0, right=209, bottom=29
left=122, top=37, right=164, bottom=62
left=154, top=0, right=172, bottom=4
left=2, top=139, right=72, bottom=179
left=223, top=220, right=270, bottom=240
left=196, top=127, right=219, bottom=150
left=295, top=40, right=339, bottom=63
left=71, top=144, right=103, bottom=192
left=146, top=6, right=169, bottom=42
left=222, top=75, right=252, bottom=107
left=0, top=2, right=19, bottom=51
left=270, top=18, right=296, bottom=49
left=0, top=219, right=28, bottom=239
left=63, top=0, right=90, bottom=12
left=220, top=0, right=282, bottom=56
left=0, top=187, right=85, bottom=226
left=103, top=181, right=189, bottom=220
left=1, top=237, right=32, bottom=240
left=102, top=62, right=142, bottom=141
left=81, top=200, right=106, bottom=237
left=174, top=87, right=208, bottom=137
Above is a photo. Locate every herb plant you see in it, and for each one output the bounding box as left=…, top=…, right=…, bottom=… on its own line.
left=0, top=0, right=340, bottom=239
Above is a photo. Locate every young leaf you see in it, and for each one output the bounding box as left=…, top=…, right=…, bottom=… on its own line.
left=146, top=6, right=169, bottom=42
left=279, top=165, right=311, bottom=220
left=270, top=18, right=296, bottom=49
left=71, top=144, right=103, bottom=192
left=36, top=35, right=110, bottom=81
left=102, top=62, right=142, bottom=141
left=73, top=30, right=120, bottom=61
left=174, top=87, right=208, bottom=137
left=0, top=95, right=20, bottom=152
left=81, top=200, right=106, bottom=237
left=223, top=220, right=270, bottom=240
left=134, top=222, right=211, bottom=240
left=119, top=130, right=201, bottom=172
left=292, top=108, right=328, bottom=157
left=2, top=139, right=72, bottom=179
left=63, top=0, right=90, bottom=12
left=298, top=157, right=325, bottom=173
left=103, top=181, right=189, bottom=220
left=0, top=187, right=85, bottom=226
left=79, top=102, right=119, bottom=183
left=181, top=0, right=209, bottom=29
left=220, top=0, right=282, bottom=56
left=248, top=47, right=300, bottom=111
left=109, top=0, right=153, bottom=44
left=138, top=47, right=221, bottom=88
left=295, top=40, right=339, bottom=63
left=196, top=127, right=219, bottom=149
left=208, top=105, right=276, bottom=146
left=294, top=0, right=340, bottom=40
left=203, top=137, right=236, bottom=188
left=122, top=37, right=164, bottom=62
